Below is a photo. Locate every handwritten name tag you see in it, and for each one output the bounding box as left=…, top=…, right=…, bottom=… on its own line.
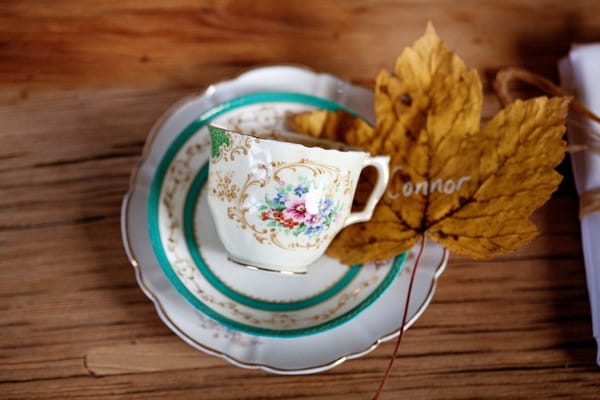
left=387, top=166, right=471, bottom=199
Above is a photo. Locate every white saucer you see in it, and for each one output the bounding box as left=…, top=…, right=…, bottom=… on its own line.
left=122, top=66, right=448, bottom=373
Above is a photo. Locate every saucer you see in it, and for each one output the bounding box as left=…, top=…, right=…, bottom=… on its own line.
left=122, top=66, right=448, bottom=372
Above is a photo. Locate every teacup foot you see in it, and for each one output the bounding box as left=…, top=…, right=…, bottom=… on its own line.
left=227, top=256, right=308, bottom=275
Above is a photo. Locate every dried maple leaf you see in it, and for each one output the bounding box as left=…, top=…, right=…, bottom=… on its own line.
left=289, top=24, right=570, bottom=264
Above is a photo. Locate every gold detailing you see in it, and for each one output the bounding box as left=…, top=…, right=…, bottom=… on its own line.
left=228, top=257, right=307, bottom=275
left=211, top=170, right=239, bottom=202
left=226, top=104, right=289, bottom=135
left=197, top=314, right=262, bottom=347
left=342, top=170, right=352, bottom=195
left=213, top=131, right=259, bottom=164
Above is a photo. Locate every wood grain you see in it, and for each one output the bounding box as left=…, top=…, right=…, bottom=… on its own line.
left=85, top=342, right=227, bottom=376
left=2, top=0, right=600, bottom=93
left=2, top=1, right=600, bottom=399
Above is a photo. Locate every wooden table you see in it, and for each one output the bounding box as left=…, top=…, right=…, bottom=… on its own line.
left=2, top=1, right=600, bottom=399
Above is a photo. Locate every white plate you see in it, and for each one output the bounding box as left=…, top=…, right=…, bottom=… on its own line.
left=122, top=66, right=448, bottom=373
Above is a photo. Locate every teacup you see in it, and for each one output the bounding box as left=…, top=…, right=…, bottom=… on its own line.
left=207, top=125, right=390, bottom=274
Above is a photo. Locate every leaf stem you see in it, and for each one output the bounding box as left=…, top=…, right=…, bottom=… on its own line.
left=372, top=234, right=426, bottom=400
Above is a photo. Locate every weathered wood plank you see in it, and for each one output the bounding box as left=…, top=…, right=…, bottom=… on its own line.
left=2, top=1, right=600, bottom=399
left=1, top=0, right=600, bottom=90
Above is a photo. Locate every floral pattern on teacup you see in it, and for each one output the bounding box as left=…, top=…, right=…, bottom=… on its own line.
left=210, top=158, right=352, bottom=251
left=258, top=178, right=341, bottom=239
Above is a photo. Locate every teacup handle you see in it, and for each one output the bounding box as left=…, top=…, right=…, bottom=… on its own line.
left=343, top=155, right=390, bottom=228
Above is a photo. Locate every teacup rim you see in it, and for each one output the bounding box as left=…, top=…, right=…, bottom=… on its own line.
left=207, top=123, right=369, bottom=156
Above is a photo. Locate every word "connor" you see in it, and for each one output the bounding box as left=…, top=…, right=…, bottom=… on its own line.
left=386, top=167, right=471, bottom=199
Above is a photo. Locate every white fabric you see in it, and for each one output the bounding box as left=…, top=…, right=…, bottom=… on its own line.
left=559, top=43, right=600, bottom=366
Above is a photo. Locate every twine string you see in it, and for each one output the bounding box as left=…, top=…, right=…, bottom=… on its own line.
left=494, top=67, right=600, bottom=218
left=580, top=188, right=600, bottom=219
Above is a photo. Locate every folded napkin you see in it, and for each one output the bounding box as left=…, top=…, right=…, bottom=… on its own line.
left=559, top=44, right=600, bottom=366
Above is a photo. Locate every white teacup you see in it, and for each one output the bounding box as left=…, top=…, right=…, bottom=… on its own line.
left=207, top=125, right=390, bottom=274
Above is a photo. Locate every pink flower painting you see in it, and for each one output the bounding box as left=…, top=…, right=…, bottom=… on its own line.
left=257, top=178, right=341, bottom=238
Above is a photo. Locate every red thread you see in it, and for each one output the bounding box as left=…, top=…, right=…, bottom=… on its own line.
left=372, top=235, right=426, bottom=400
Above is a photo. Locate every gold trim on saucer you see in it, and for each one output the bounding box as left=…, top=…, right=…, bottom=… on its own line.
left=227, top=257, right=307, bottom=276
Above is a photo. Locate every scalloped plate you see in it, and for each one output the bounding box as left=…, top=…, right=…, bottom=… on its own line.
left=121, top=66, right=448, bottom=373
